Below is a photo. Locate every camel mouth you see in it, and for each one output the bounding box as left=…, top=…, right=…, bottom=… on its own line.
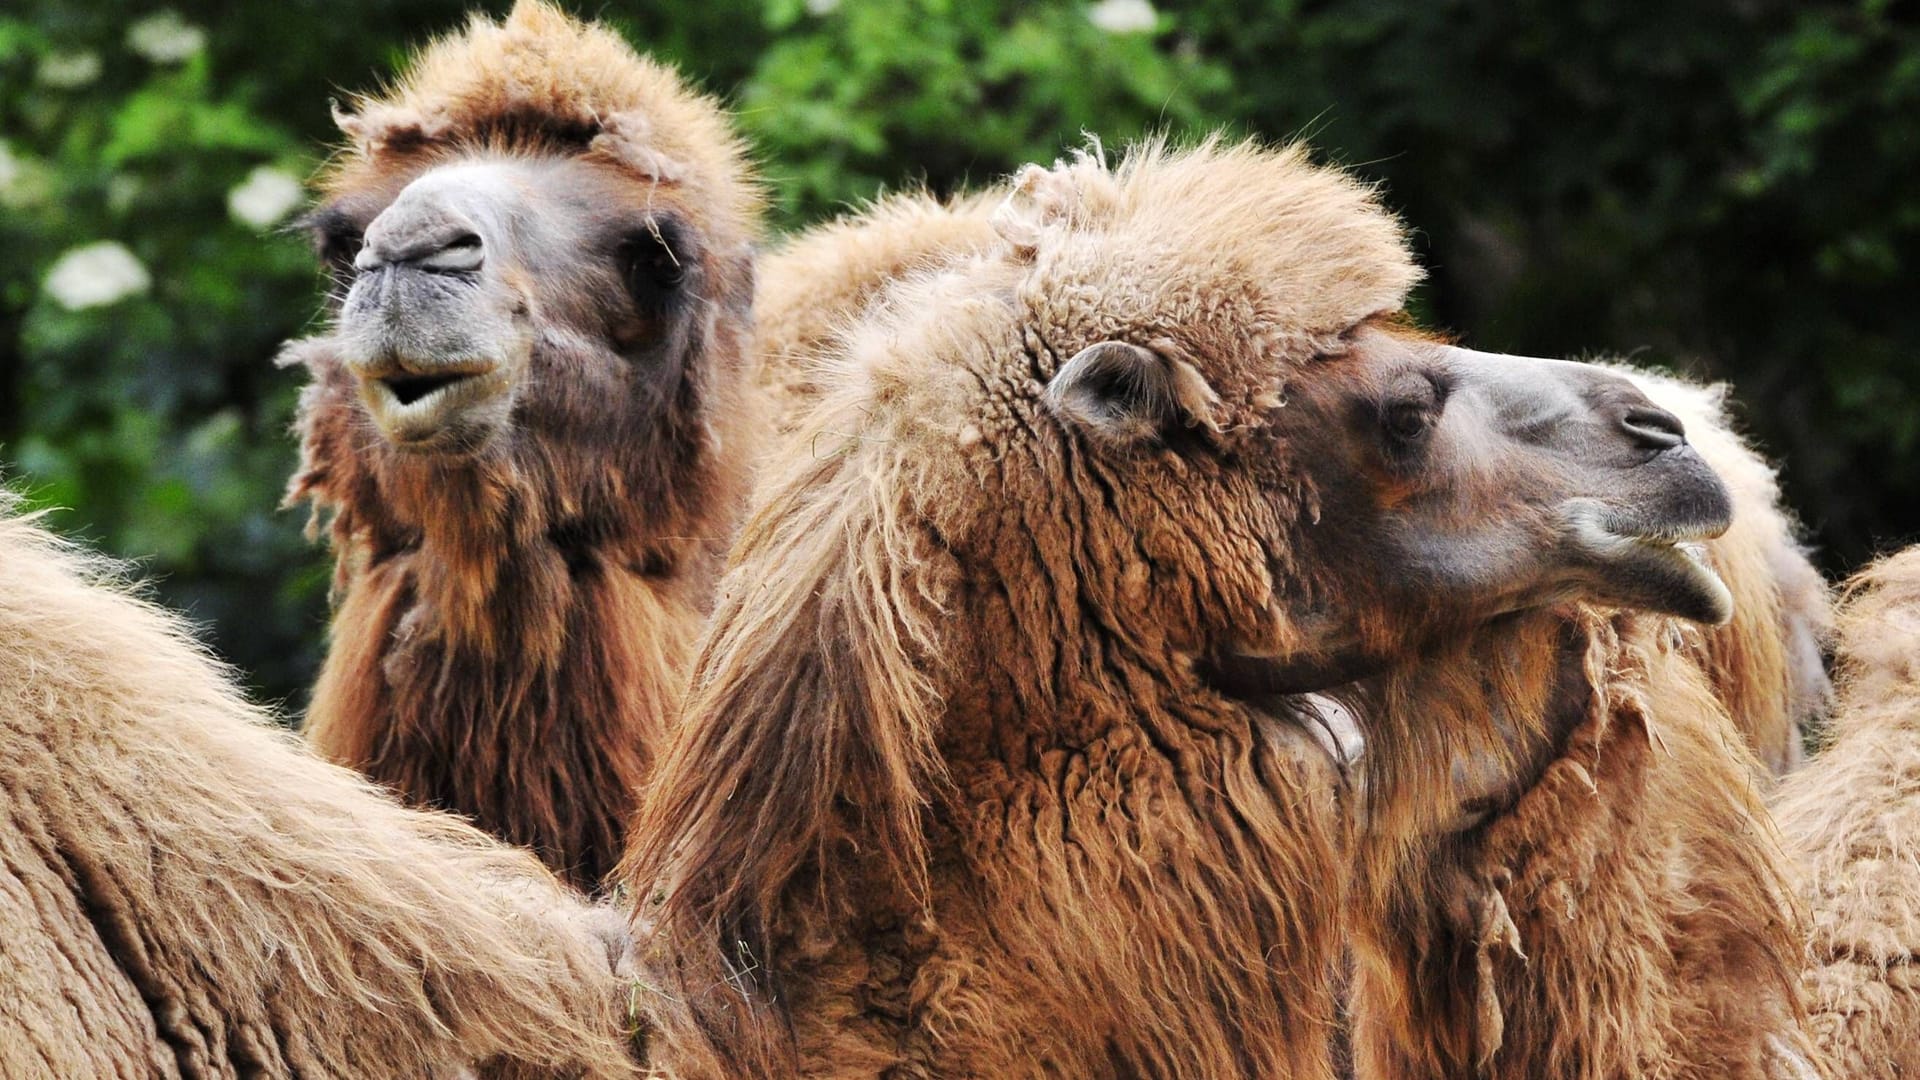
left=356, top=360, right=508, bottom=449
left=380, top=369, right=473, bottom=406
left=1560, top=500, right=1734, bottom=626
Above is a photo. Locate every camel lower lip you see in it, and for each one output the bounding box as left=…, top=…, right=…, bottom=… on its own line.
left=1592, top=531, right=1734, bottom=625
left=357, top=364, right=507, bottom=448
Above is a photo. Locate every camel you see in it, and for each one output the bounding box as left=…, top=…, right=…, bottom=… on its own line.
left=750, top=170, right=1836, bottom=1080
left=752, top=190, right=1833, bottom=776
left=0, top=495, right=637, bottom=1078
left=1336, top=604, right=1818, bottom=1079
left=619, top=139, right=1751, bottom=1078
left=1777, top=546, right=1920, bottom=1077
left=283, top=0, right=761, bottom=889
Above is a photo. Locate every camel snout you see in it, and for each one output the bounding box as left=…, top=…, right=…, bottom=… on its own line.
left=1617, top=402, right=1687, bottom=452
left=356, top=173, right=490, bottom=276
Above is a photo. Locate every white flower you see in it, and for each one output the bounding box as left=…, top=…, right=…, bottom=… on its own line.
left=127, top=11, right=207, bottom=64
left=44, top=241, right=152, bottom=311
left=37, top=51, right=102, bottom=88
left=227, top=165, right=304, bottom=229
left=0, top=141, right=49, bottom=210
left=805, top=0, right=841, bottom=14
left=1087, top=0, right=1158, bottom=34
left=108, top=174, right=142, bottom=214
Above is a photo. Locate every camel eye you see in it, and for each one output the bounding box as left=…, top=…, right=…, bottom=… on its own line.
left=1379, top=377, right=1445, bottom=456
left=1384, top=401, right=1435, bottom=442
left=620, top=224, right=686, bottom=313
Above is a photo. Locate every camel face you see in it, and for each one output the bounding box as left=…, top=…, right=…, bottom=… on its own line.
left=310, top=154, right=706, bottom=456
left=1055, top=328, right=1732, bottom=706
left=1294, top=328, right=1733, bottom=623
left=283, top=0, right=761, bottom=887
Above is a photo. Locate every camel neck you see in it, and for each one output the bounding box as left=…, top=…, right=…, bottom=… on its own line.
left=306, top=523, right=705, bottom=890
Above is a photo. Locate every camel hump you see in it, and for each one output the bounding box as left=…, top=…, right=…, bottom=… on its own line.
left=1832, top=545, right=1920, bottom=713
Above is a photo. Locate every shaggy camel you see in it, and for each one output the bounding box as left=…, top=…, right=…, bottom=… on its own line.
left=285, top=0, right=761, bottom=889
left=751, top=173, right=1835, bottom=1080
left=0, top=498, right=637, bottom=1078
left=1777, top=547, right=1920, bottom=1077
left=1315, top=375, right=1830, bottom=1078
left=1618, top=368, right=1832, bottom=774
left=753, top=190, right=1832, bottom=774
left=621, top=140, right=1747, bottom=1078
left=1338, top=604, right=1819, bottom=1079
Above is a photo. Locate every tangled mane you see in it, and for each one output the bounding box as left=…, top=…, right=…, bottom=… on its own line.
left=618, top=340, right=957, bottom=1075
left=320, top=0, right=755, bottom=227
left=289, top=0, right=762, bottom=888
left=625, top=138, right=1418, bottom=1078
left=0, top=495, right=636, bottom=1078
left=1777, top=546, right=1920, bottom=1077
left=1346, top=605, right=1812, bottom=1079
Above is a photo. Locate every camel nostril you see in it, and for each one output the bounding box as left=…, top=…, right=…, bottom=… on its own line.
left=355, top=229, right=485, bottom=275
left=1620, top=404, right=1686, bottom=451
left=412, top=231, right=485, bottom=274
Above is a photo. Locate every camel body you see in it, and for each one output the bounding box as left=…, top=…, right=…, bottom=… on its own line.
left=0, top=501, right=637, bottom=1078
left=290, top=0, right=762, bottom=890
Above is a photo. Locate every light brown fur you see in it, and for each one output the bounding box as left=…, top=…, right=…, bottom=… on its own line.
left=1344, top=608, right=1816, bottom=1079
left=1776, top=547, right=1920, bottom=1077
left=0, top=498, right=637, bottom=1079
left=624, top=140, right=1425, bottom=1079
left=750, top=172, right=1836, bottom=1080
left=756, top=191, right=1001, bottom=435
left=290, top=0, right=761, bottom=889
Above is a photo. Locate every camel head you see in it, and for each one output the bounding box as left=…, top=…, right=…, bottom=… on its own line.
left=285, top=0, right=758, bottom=551
left=1185, top=326, right=1732, bottom=698
left=318, top=155, right=717, bottom=453
left=988, top=142, right=1733, bottom=704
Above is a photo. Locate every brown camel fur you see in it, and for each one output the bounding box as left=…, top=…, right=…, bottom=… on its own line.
left=0, top=497, right=637, bottom=1079
left=753, top=192, right=1833, bottom=777
left=621, top=140, right=1748, bottom=1078
left=1341, top=606, right=1818, bottom=1079
left=1776, top=546, right=1920, bottom=1077
left=751, top=180, right=1835, bottom=1080
left=285, top=0, right=761, bottom=890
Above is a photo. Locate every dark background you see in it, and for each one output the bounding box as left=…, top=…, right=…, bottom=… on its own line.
left=4, top=0, right=1915, bottom=707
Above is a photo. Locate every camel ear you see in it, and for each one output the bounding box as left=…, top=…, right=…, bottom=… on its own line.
left=1046, top=341, right=1222, bottom=445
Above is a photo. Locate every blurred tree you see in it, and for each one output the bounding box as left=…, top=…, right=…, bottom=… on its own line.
left=2, top=0, right=1914, bottom=705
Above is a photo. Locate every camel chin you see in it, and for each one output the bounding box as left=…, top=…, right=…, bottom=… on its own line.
left=1557, top=496, right=1735, bottom=626
left=353, top=358, right=518, bottom=451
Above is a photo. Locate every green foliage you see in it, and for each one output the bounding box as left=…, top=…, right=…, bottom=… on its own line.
left=737, top=0, right=1228, bottom=222
left=2, top=0, right=1915, bottom=705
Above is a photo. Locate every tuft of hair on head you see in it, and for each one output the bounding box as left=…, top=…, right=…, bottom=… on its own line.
left=322, top=0, right=759, bottom=237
